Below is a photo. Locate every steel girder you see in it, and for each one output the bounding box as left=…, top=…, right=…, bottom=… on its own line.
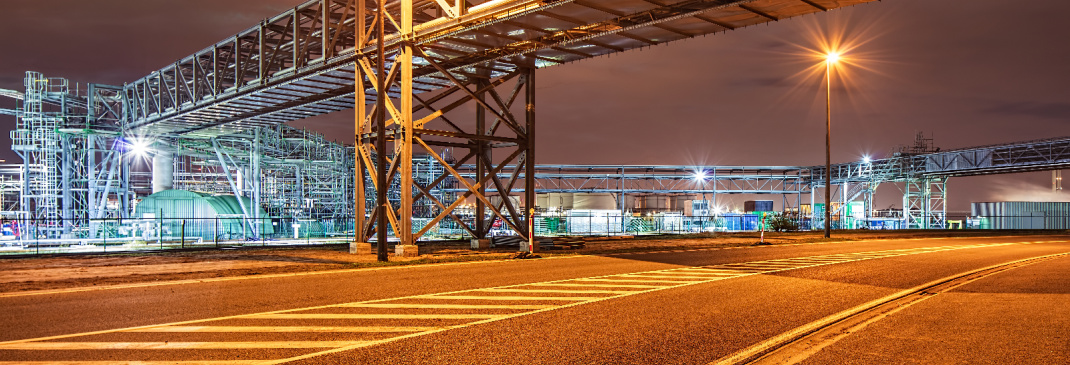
left=120, top=0, right=880, bottom=138
left=354, top=0, right=537, bottom=253
left=821, top=136, right=1070, bottom=183
left=453, top=165, right=810, bottom=195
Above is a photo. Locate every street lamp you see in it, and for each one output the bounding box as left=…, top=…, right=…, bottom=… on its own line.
left=824, top=51, right=840, bottom=239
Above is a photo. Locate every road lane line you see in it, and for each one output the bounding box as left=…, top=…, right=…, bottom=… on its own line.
left=251, top=313, right=502, bottom=320
left=477, top=288, right=637, bottom=294
left=619, top=274, right=716, bottom=280
left=531, top=283, right=667, bottom=288
left=657, top=270, right=743, bottom=276
left=422, top=295, right=605, bottom=301
left=0, top=341, right=362, bottom=350
left=0, top=359, right=269, bottom=361
left=574, top=278, right=701, bottom=283
left=135, top=326, right=439, bottom=333
left=337, top=303, right=554, bottom=310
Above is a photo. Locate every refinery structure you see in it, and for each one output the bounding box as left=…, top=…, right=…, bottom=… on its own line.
left=2, top=0, right=1070, bottom=249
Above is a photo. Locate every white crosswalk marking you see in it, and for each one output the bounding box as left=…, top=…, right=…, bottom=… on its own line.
left=0, top=240, right=1049, bottom=365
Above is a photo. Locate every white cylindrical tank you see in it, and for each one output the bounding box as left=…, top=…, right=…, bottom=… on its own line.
left=641, top=195, right=668, bottom=210
left=489, top=195, right=522, bottom=211
left=536, top=194, right=549, bottom=209
left=573, top=193, right=617, bottom=210
left=672, top=196, right=691, bottom=212
left=152, top=149, right=174, bottom=193
left=548, top=193, right=574, bottom=209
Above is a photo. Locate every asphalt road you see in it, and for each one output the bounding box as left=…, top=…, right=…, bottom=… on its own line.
left=0, top=234, right=1067, bottom=364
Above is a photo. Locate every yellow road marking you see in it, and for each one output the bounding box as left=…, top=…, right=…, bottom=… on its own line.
left=337, top=303, right=554, bottom=310
left=135, top=326, right=439, bottom=333
left=422, top=295, right=604, bottom=301
left=574, top=278, right=699, bottom=283
left=532, top=283, right=667, bottom=288
left=0, top=359, right=267, bottom=361
left=252, top=313, right=501, bottom=320
left=657, top=270, right=741, bottom=276
left=620, top=274, right=723, bottom=280
left=0, top=341, right=362, bottom=350
left=477, top=288, right=637, bottom=294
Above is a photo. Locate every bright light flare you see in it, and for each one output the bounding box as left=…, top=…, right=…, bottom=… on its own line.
left=769, top=13, right=891, bottom=111
left=862, top=155, right=871, bottom=163
left=692, top=170, right=707, bottom=182
left=123, top=137, right=154, bottom=159
left=826, top=52, right=840, bottom=64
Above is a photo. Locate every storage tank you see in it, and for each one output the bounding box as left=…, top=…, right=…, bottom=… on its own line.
left=151, top=149, right=174, bottom=193
left=536, top=194, right=549, bottom=209
left=671, top=196, right=691, bottom=213
left=573, top=193, right=617, bottom=210
left=547, top=193, right=574, bottom=210
left=640, top=195, right=669, bottom=210
left=134, top=189, right=274, bottom=239
left=621, top=195, right=638, bottom=211
left=489, top=195, right=523, bottom=211
left=971, top=201, right=1070, bottom=229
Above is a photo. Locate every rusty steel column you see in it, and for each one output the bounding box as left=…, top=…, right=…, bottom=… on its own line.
left=475, top=79, right=487, bottom=238
left=398, top=0, right=414, bottom=246
left=375, top=0, right=388, bottom=261
left=353, top=0, right=367, bottom=245
left=524, top=68, right=536, bottom=252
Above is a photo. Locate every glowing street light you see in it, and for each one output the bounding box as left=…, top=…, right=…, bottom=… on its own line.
left=692, top=170, right=707, bottom=182
left=823, top=51, right=840, bottom=239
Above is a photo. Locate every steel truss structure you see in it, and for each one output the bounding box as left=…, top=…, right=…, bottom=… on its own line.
left=7, top=0, right=1070, bottom=242
left=2, top=72, right=360, bottom=239
left=820, top=136, right=1070, bottom=228
left=111, top=0, right=880, bottom=249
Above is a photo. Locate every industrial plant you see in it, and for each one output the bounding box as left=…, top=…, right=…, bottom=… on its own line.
left=1, top=0, right=1068, bottom=255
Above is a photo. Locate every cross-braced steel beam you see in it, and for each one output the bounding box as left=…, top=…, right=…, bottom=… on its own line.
left=355, top=0, right=537, bottom=259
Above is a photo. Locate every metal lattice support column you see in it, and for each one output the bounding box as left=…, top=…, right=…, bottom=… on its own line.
left=903, top=177, right=947, bottom=229
left=926, top=177, right=947, bottom=229
left=355, top=0, right=537, bottom=256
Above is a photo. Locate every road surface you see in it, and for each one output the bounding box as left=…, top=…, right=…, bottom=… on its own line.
left=0, top=235, right=1067, bottom=364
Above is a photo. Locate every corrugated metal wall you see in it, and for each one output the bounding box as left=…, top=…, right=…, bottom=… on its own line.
left=971, top=202, right=1070, bottom=229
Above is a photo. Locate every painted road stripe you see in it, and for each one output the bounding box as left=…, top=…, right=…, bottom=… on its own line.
left=0, top=341, right=362, bottom=350
left=0, top=359, right=267, bottom=361
left=533, top=283, right=667, bottom=288
left=252, top=313, right=501, bottom=320
left=477, top=288, right=637, bottom=294
left=657, top=270, right=741, bottom=276
left=135, top=326, right=439, bottom=333
left=422, top=295, right=604, bottom=301
left=620, top=274, right=714, bottom=280
left=574, top=278, right=699, bottom=283
left=337, top=303, right=554, bottom=310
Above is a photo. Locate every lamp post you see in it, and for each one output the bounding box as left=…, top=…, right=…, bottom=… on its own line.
left=824, top=52, right=839, bottom=239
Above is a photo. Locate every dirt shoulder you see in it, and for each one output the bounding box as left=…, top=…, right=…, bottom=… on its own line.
left=0, top=230, right=1064, bottom=294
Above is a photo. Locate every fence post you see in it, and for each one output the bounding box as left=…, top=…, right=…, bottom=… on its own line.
left=102, top=219, right=107, bottom=253
left=214, top=217, right=219, bottom=247
left=181, top=219, right=185, bottom=249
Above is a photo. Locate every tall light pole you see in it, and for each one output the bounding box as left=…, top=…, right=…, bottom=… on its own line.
left=824, top=52, right=839, bottom=239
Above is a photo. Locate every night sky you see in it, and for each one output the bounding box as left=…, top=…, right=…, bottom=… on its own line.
left=1, top=0, right=1067, bottom=212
